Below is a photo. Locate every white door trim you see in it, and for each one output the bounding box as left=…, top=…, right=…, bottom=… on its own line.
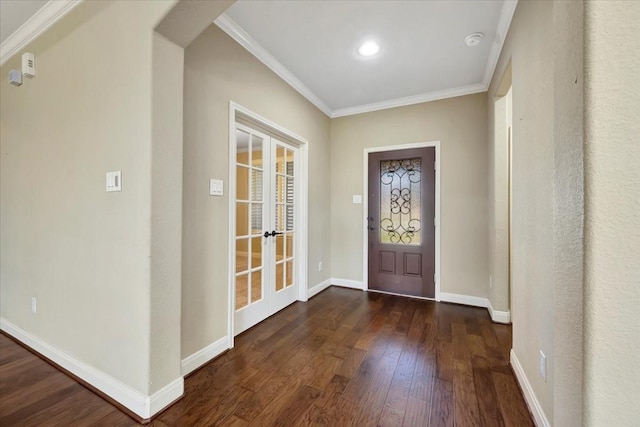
left=228, top=102, right=309, bottom=348
left=362, top=141, right=441, bottom=301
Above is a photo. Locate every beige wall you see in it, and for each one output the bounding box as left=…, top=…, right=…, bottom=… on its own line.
left=0, top=0, right=177, bottom=395
left=330, top=93, right=489, bottom=298
left=182, top=25, right=331, bottom=358
left=489, top=0, right=555, bottom=421
left=584, top=1, right=640, bottom=424
left=488, top=86, right=511, bottom=314
left=488, top=1, right=585, bottom=424
left=150, top=31, right=184, bottom=394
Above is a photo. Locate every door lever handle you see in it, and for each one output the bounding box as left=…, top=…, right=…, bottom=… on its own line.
left=264, top=230, right=284, bottom=238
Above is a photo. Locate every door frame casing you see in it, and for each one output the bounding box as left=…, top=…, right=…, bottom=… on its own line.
left=228, top=102, right=309, bottom=347
left=363, top=141, right=441, bottom=301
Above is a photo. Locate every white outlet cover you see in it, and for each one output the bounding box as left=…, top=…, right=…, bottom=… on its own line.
left=539, top=350, right=546, bottom=382
left=106, top=171, right=122, bottom=192
left=352, top=195, right=362, bottom=204
left=210, top=179, right=224, bottom=196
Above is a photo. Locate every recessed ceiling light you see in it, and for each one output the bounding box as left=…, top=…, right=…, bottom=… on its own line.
left=465, top=32, right=484, bottom=47
left=358, top=41, right=380, bottom=57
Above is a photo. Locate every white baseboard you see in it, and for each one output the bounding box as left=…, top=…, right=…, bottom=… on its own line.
left=0, top=318, right=182, bottom=419
left=487, top=299, right=511, bottom=324
left=439, top=292, right=488, bottom=308
left=331, top=278, right=365, bottom=290
left=308, top=278, right=332, bottom=298
left=181, top=336, right=230, bottom=376
left=510, top=349, right=551, bottom=427
left=149, top=377, right=184, bottom=416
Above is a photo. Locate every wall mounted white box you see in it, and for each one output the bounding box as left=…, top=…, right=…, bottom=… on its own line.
left=106, top=171, right=122, bottom=192
left=22, top=53, right=35, bottom=78
left=352, top=195, right=362, bottom=204
left=209, top=179, right=223, bottom=196
left=9, top=70, right=22, bottom=86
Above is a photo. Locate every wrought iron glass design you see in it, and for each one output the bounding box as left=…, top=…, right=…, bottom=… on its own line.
left=380, top=158, right=422, bottom=245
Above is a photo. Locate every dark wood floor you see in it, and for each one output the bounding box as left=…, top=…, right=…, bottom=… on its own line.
left=0, top=287, right=533, bottom=426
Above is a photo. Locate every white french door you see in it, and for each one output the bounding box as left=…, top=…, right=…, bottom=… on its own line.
left=234, top=123, right=298, bottom=335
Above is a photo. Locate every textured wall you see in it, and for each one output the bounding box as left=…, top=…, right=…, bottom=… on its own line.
left=551, top=1, right=584, bottom=425
left=182, top=25, right=331, bottom=358
left=489, top=2, right=587, bottom=423
left=584, top=1, right=640, bottom=424
left=0, top=0, right=177, bottom=395
left=330, top=93, right=489, bottom=298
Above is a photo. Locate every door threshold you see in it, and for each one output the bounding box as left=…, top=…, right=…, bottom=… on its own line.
left=366, top=288, right=436, bottom=302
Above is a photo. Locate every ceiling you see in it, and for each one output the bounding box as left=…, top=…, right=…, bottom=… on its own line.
left=220, top=0, right=516, bottom=117
left=0, top=0, right=48, bottom=44
left=1, top=0, right=516, bottom=118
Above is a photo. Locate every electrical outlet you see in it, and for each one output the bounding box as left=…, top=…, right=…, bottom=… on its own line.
left=31, top=297, right=37, bottom=314
left=539, top=351, right=546, bottom=382
left=489, top=275, right=493, bottom=288
left=318, top=261, right=323, bottom=271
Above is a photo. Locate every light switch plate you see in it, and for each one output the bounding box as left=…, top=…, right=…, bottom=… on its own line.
left=210, top=179, right=223, bottom=196
left=106, top=171, right=122, bottom=192
left=352, top=195, right=362, bottom=204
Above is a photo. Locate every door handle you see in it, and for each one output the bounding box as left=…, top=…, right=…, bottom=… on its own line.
left=264, top=230, right=284, bottom=238
left=368, top=226, right=374, bottom=231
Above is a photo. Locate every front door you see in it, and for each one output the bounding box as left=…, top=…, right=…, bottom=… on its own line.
left=234, top=123, right=298, bottom=335
left=368, top=148, right=436, bottom=298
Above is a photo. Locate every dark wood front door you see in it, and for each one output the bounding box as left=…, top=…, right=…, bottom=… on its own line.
left=368, top=147, right=436, bottom=298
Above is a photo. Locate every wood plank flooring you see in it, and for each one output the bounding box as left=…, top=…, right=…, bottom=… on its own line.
left=0, top=287, right=534, bottom=426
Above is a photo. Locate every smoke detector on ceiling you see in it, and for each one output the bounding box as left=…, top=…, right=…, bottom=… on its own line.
left=465, top=33, right=484, bottom=47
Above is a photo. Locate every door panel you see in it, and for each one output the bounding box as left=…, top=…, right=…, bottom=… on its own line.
left=368, top=147, right=436, bottom=298
left=271, top=139, right=298, bottom=313
left=235, top=125, right=270, bottom=333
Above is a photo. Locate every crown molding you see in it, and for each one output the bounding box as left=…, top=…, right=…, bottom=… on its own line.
left=216, top=2, right=517, bottom=119
left=330, top=83, right=487, bottom=118
left=214, top=13, right=333, bottom=117
left=0, top=0, right=84, bottom=66
left=481, top=0, right=518, bottom=90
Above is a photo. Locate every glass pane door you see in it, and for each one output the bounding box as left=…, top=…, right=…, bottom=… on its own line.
left=234, top=126, right=299, bottom=334
left=234, top=125, right=270, bottom=334
left=270, top=139, right=298, bottom=314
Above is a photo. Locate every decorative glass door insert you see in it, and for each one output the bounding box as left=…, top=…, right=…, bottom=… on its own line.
left=379, top=158, right=422, bottom=245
